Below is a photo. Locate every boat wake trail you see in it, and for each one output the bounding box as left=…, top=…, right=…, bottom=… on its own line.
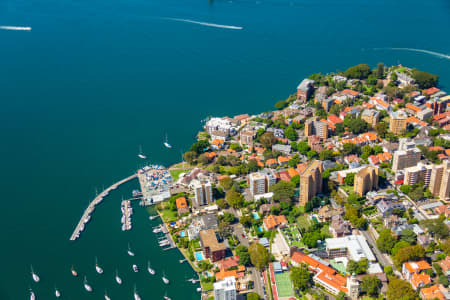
left=163, top=18, right=243, bottom=30
left=0, top=26, right=32, bottom=31
left=376, top=47, right=450, bottom=60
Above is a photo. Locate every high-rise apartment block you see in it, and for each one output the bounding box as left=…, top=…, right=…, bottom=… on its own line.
left=299, top=160, right=323, bottom=206
left=354, top=166, right=379, bottom=196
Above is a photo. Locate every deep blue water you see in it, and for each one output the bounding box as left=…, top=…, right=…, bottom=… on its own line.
left=0, top=0, right=449, bottom=299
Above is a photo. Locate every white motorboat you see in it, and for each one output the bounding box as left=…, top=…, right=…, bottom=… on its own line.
left=84, top=276, right=92, bottom=292
left=31, top=265, right=40, bottom=283
left=127, top=243, right=135, bottom=256
left=115, top=269, right=122, bottom=285
left=133, top=264, right=139, bottom=272
left=71, top=265, right=78, bottom=277
left=105, top=290, right=111, bottom=300
left=147, top=261, right=155, bottom=275
left=162, top=272, right=169, bottom=284
left=134, top=285, right=141, bottom=300
left=164, top=134, right=172, bottom=149
left=149, top=215, right=158, bottom=220
left=55, top=286, right=61, bottom=298
left=138, top=145, right=147, bottom=159
left=95, top=257, right=104, bottom=274
left=164, top=292, right=171, bottom=300
left=197, top=287, right=202, bottom=292
left=30, top=288, right=36, bottom=300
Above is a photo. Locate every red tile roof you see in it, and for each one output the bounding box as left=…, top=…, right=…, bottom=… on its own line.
left=422, top=87, right=440, bottom=96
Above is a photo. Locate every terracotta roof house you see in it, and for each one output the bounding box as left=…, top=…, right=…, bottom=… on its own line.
left=259, top=203, right=279, bottom=215
left=216, top=256, right=240, bottom=270
left=422, top=87, right=440, bottom=96
left=328, top=114, right=343, bottom=125
left=402, top=260, right=432, bottom=281
left=266, top=158, right=278, bottom=168
left=263, top=214, right=288, bottom=230
left=410, top=273, right=431, bottom=290
left=211, top=139, right=225, bottom=150
left=291, top=251, right=348, bottom=295
left=288, top=168, right=299, bottom=178
left=277, top=156, right=290, bottom=166
left=176, top=197, right=189, bottom=215
left=420, top=285, right=445, bottom=300
left=438, top=256, right=450, bottom=276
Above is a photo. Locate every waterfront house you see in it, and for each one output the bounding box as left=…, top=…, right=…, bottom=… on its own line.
left=297, top=79, right=315, bottom=102
left=176, top=197, right=189, bottom=215
left=199, top=229, right=226, bottom=262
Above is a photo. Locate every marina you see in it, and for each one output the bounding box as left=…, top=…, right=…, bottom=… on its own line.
left=69, top=174, right=137, bottom=241
left=121, top=200, right=133, bottom=231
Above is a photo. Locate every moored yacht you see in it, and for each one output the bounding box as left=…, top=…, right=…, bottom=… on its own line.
left=95, top=257, right=103, bottom=274
left=133, top=264, right=139, bottom=272
left=84, top=276, right=92, bottom=292
left=55, top=286, right=61, bottom=298
left=162, top=271, right=169, bottom=284
left=105, top=289, right=111, bottom=300
left=163, top=134, right=172, bottom=149
left=164, top=292, right=171, bottom=300
left=127, top=243, right=135, bottom=256
left=71, top=265, right=78, bottom=277
left=30, top=288, right=36, bottom=300
left=115, top=269, right=122, bottom=284
left=138, top=145, right=147, bottom=159
left=147, top=261, right=155, bottom=275
left=31, top=265, right=40, bottom=283
left=134, top=285, right=141, bottom=300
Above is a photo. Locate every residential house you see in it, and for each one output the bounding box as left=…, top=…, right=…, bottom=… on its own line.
left=410, top=273, right=431, bottom=290
left=318, top=206, right=344, bottom=222
left=402, top=260, right=432, bottom=281
left=176, top=197, right=189, bottom=215
left=329, top=215, right=351, bottom=238
left=420, top=285, right=446, bottom=300
left=263, top=214, right=288, bottom=231
left=376, top=200, right=404, bottom=217
left=272, top=144, right=291, bottom=155
left=200, top=229, right=226, bottom=262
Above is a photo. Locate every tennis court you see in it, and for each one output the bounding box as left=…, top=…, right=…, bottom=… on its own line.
left=274, top=271, right=294, bottom=298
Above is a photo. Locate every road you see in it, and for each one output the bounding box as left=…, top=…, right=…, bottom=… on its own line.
left=249, top=267, right=266, bottom=299
left=361, top=230, right=392, bottom=267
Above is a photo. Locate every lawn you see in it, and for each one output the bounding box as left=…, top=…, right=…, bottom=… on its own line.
left=274, top=272, right=295, bottom=298
left=201, top=280, right=214, bottom=291
left=320, top=225, right=331, bottom=238
left=282, top=225, right=305, bottom=248
left=297, top=215, right=311, bottom=230
left=159, top=208, right=178, bottom=223
left=170, top=169, right=189, bottom=181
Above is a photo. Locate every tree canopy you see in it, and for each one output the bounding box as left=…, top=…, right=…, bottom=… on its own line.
left=394, top=244, right=425, bottom=267
left=249, top=242, right=269, bottom=270
left=225, top=190, right=244, bottom=208
left=270, top=181, right=295, bottom=204
left=260, top=132, right=277, bottom=149
left=361, top=275, right=381, bottom=297
left=387, top=278, right=418, bottom=300
left=377, top=229, right=397, bottom=253
left=290, top=264, right=312, bottom=291
left=412, top=69, right=439, bottom=89
left=344, top=64, right=371, bottom=79
left=284, top=126, right=298, bottom=141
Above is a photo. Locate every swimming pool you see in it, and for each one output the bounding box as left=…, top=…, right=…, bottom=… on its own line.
left=258, top=226, right=263, bottom=233
left=252, top=212, right=260, bottom=220
left=180, top=231, right=185, bottom=237
left=312, top=216, right=318, bottom=222
left=195, top=251, right=204, bottom=261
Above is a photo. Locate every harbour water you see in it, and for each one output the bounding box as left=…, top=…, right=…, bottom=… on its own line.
left=0, top=0, right=449, bottom=299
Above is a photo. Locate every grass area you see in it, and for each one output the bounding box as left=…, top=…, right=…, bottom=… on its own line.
left=363, top=205, right=377, bottom=216
left=159, top=208, right=178, bottom=223
left=297, top=215, right=311, bottom=231
left=201, top=280, right=214, bottom=291
left=170, top=169, right=189, bottom=181
left=320, top=224, right=331, bottom=238
left=282, top=225, right=305, bottom=248
left=274, top=272, right=294, bottom=298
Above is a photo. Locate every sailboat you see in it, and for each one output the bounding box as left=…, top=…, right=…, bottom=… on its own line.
left=55, top=286, right=61, bottom=298
left=71, top=265, right=78, bottom=277
left=30, top=288, right=36, bottom=300
left=31, top=265, right=40, bottom=283
left=138, top=145, right=147, bottom=159
left=164, top=292, right=171, bottom=300
left=134, top=285, right=141, bottom=300
left=147, top=261, right=155, bottom=275
left=162, top=271, right=169, bottom=284
left=95, top=257, right=104, bottom=274
left=115, top=269, right=122, bottom=285
left=84, top=276, right=93, bottom=292
left=105, top=289, right=111, bottom=300
left=163, top=134, right=172, bottom=149
left=127, top=243, right=135, bottom=256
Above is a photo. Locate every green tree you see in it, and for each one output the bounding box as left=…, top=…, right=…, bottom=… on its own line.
left=390, top=72, right=398, bottom=82
left=336, top=291, right=347, bottom=300
left=361, top=275, right=381, bottom=297
left=421, top=219, right=450, bottom=239
left=297, top=141, right=310, bottom=155
left=412, top=69, right=439, bottom=89
left=344, top=64, right=371, bottom=79
left=375, top=122, right=388, bottom=138
left=394, top=245, right=425, bottom=267
left=290, top=264, right=312, bottom=291
left=246, top=292, right=260, bottom=300
left=225, top=190, right=244, bottom=208
left=387, top=278, right=418, bottom=300
left=248, top=159, right=259, bottom=172
left=392, top=241, right=411, bottom=256
left=401, top=228, right=417, bottom=245
left=367, top=74, right=378, bottom=85
left=249, top=242, right=269, bottom=270
left=377, top=62, right=385, bottom=79
left=376, top=229, right=397, bottom=253
left=343, top=143, right=360, bottom=155
left=290, top=174, right=300, bottom=187
left=344, top=173, right=355, bottom=186
left=183, top=151, right=197, bottom=164
left=307, top=150, right=318, bottom=160
left=219, top=176, right=233, bottom=190
left=285, top=127, right=298, bottom=141
left=240, top=215, right=252, bottom=228
left=270, top=181, right=295, bottom=204
left=301, top=231, right=322, bottom=248
left=190, top=139, right=210, bottom=154
left=274, top=100, right=288, bottom=110
left=236, top=245, right=251, bottom=266
left=260, top=132, right=277, bottom=149
left=319, top=149, right=333, bottom=161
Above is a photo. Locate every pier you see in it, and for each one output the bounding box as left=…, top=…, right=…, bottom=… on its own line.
left=69, top=174, right=138, bottom=241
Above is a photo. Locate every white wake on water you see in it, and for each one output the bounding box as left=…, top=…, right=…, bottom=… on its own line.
left=377, top=47, right=450, bottom=60
left=163, top=18, right=243, bottom=30
left=0, top=26, right=32, bottom=31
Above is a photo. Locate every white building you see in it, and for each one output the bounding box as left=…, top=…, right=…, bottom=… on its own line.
left=249, top=172, right=269, bottom=196
left=325, top=235, right=376, bottom=262
left=205, top=117, right=237, bottom=136
left=214, top=276, right=236, bottom=300
left=191, top=179, right=212, bottom=206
